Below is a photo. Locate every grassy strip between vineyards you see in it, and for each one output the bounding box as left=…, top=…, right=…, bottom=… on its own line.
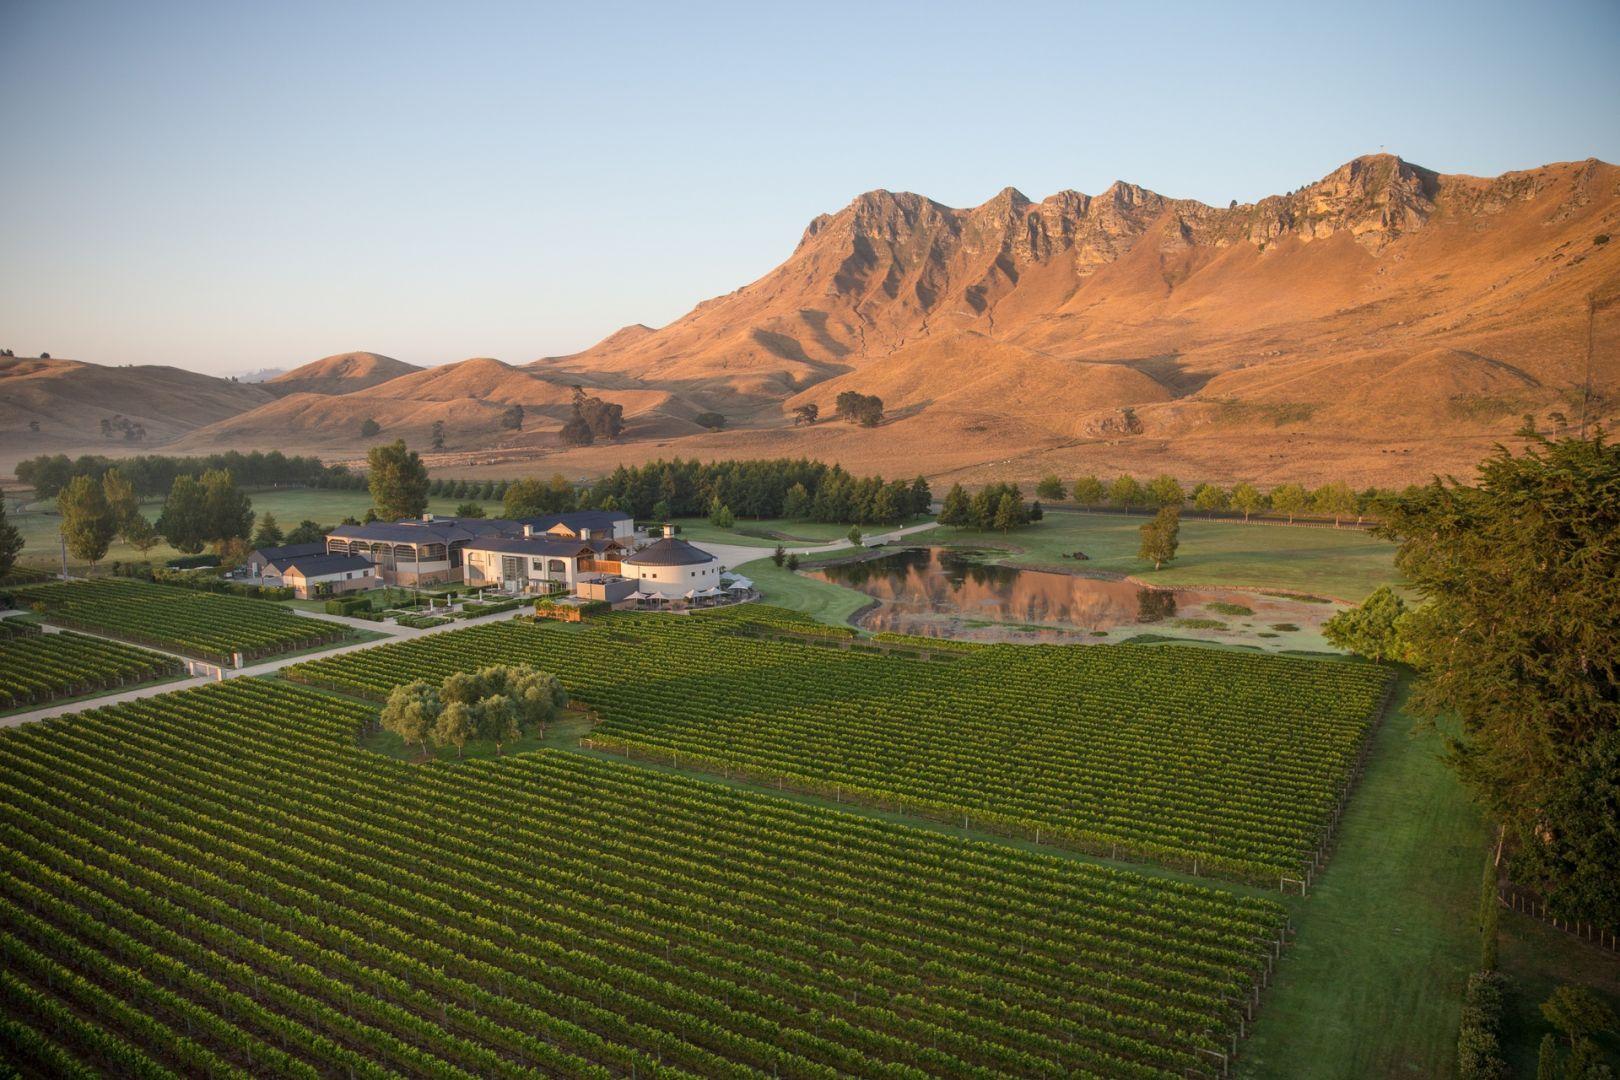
left=0, top=678, right=1286, bottom=1078
left=0, top=630, right=185, bottom=712
left=285, top=606, right=1392, bottom=884
left=1, top=579, right=345, bottom=665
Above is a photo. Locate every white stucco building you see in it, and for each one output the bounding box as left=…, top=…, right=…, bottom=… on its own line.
left=620, top=526, right=722, bottom=598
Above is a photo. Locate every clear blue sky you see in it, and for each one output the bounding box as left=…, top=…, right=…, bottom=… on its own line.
left=3, top=0, right=1617, bottom=375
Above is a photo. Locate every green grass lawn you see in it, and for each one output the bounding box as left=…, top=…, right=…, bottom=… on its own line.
left=668, top=516, right=904, bottom=547
left=734, top=552, right=874, bottom=628
left=9, top=490, right=501, bottom=571
left=945, top=508, right=1402, bottom=602
left=1239, top=673, right=1490, bottom=1078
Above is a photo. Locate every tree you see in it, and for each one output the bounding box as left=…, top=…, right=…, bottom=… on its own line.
left=937, top=483, right=972, bottom=527
left=847, top=525, right=862, bottom=546
left=1146, top=474, right=1184, bottom=508
left=200, top=469, right=254, bottom=550
left=381, top=680, right=441, bottom=759
left=834, top=391, right=884, bottom=426
left=360, top=418, right=381, bottom=437
left=1230, top=482, right=1265, bottom=522
left=785, top=553, right=800, bottom=571
left=1035, top=474, right=1066, bottom=501
left=770, top=545, right=786, bottom=567
left=707, top=497, right=734, bottom=529
left=1380, top=435, right=1620, bottom=924
left=992, top=493, right=1022, bottom=534
left=1108, top=475, right=1144, bottom=510
left=455, top=501, right=486, bottom=518
left=0, top=498, right=23, bottom=578
left=285, top=520, right=325, bottom=545
left=1542, top=986, right=1617, bottom=1051
left=431, top=420, right=446, bottom=451
left=431, top=701, right=477, bottom=759
left=1072, top=475, right=1104, bottom=510
left=1192, top=483, right=1229, bottom=517
left=1535, top=1033, right=1558, bottom=1080
left=792, top=404, right=819, bottom=426
left=559, top=416, right=594, bottom=446
left=908, top=476, right=931, bottom=516
left=781, top=483, right=811, bottom=520
left=501, top=405, right=524, bottom=431
left=252, top=513, right=284, bottom=549
left=1514, top=732, right=1620, bottom=930
left=1137, top=505, right=1180, bottom=570
left=694, top=412, right=727, bottom=431
left=156, top=474, right=208, bottom=554
left=1028, top=500, right=1043, bottom=522
left=368, top=440, right=430, bottom=521
left=1321, top=586, right=1408, bottom=662
left=474, top=693, right=521, bottom=755
left=1312, top=481, right=1358, bottom=527
left=1270, top=483, right=1308, bottom=523
left=57, top=474, right=115, bottom=569
left=503, top=665, right=567, bottom=737
left=101, top=468, right=140, bottom=537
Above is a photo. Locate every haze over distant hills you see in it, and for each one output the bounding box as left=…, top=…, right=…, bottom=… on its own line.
left=5, top=154, right=1617, bottom=484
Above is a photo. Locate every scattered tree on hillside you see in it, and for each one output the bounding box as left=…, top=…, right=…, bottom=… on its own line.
left=1270, top=483, right=1308, bottom=523
left=1230, top=482, right=1265, bottom=521
left=560, top=415, right=594, bottom=446
left=1380, top=434, right=1620, bottom=927
left=565, top=387, right=623, bottom=443
left=501, top=405, right=524, bottom=431
left=57, top=475, right=115, bottom=569
left=455, top=502, right=486, bottom=518
left=1137, top=505, right=1180, bottom=570
left=1108, top=475, right=1144, bottom=510
left=834, top=391, right=884, bottom=427
left=285, top=520, right=325, bottom=545
left=1072, top=475, right=1104, bottom=510
left=368, top=440, right=430, bottom=521
left=0, top=499, right=23, bottom=578
left=1321, top=586, right=1407, bottom=662
left=360, top=418, right=381, bottom=437
left=1035, top=474, right=1066, bottom=501
left=252, top=513, right=284, bottom=549
left=792, top=404, right=819, bottom=426
left=431, top=420, right=446, bottom=450
left=694, top=412, right=727, bottom=431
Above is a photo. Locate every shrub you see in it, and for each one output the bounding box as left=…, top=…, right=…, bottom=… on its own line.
left=1456, top=971, right=1510, bottom=1079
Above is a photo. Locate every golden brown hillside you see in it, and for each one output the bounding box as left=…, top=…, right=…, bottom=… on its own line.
left=267, top=352, right=422, bottom=396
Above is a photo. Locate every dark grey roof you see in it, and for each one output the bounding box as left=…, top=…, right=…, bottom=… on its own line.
left=621, top=537, right=717, bottom=567
left=462, top=537, right=594, bottom=557
left=279, top=553, right=376, bottom=577
left=519, top=510, right=632, bottom=534
left=254, top=542, right=326, bottom=565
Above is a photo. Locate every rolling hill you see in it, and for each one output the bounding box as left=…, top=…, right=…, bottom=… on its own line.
left=5, top=153, right=1616, bottom=485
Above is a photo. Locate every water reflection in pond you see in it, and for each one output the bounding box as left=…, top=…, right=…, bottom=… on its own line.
left=810, top=547, right=1339, bottom=647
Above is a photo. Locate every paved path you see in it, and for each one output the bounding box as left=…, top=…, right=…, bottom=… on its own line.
left=0, top=604, right=527, bottom=729
left=690, top=521, right=940, bottom=572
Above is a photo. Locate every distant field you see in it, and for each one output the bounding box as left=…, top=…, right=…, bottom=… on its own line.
left=0, top=677, right=1286, bottom=1078
left=944, top=509, right=1402, bottom=602
left=6, top=490, right=499, bottom=570
left=287, top=608, right=1392, bottom=881
left=3, top=579, right=344, bottom=663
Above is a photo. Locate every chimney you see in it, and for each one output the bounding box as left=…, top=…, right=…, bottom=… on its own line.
left=523, top=524, right=534, bottom=538
left=662, top=524, right=674, bottom=539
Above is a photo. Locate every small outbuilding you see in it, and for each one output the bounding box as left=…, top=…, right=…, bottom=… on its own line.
left=273, top=553, right=380, bottom=599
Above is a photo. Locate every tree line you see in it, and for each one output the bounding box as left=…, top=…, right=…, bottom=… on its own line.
left=577, top=458, right=929, bottom=526
left=17, top=450, right=333, bottom=500
left=1036, top=473, right=1399, bottom=526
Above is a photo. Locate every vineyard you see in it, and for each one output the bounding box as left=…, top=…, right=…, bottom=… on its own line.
left=0, top=678, right=1286, bottom=1078
left=286, top=608, right=1392, bottom=881
left=0, top=631, right=183, bottom=710
left=1, top=579, right=345, bottom=664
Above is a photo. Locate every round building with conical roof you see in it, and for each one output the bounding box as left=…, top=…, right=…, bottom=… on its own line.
left=622, top=525, right=722, bottom=598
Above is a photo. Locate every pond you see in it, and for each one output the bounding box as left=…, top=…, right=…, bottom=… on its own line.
left=809, top=547, right=1343, bottom=650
